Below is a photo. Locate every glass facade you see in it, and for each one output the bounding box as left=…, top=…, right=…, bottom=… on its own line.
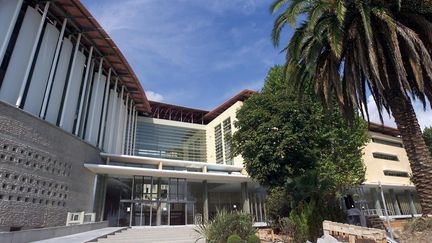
left=134, top=118, right=207, bottom=161
left=103, top=175, right=265, bottom=227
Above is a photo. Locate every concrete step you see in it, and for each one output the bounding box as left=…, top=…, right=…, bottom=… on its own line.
left=95, top=226, right=204, bottom=243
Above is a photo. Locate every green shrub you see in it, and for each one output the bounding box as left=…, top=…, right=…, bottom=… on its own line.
left=227, top=234, right=243, bottom=243
left=246, top=234, right=260, bottom=243
left=194, top=209, right=256, bottom=243
left=405, top=217, right=432, bottom=232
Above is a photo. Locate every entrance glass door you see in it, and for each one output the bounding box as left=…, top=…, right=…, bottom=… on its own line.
left=132, top=202, right=151, bottom=226
left=170, top=203, right=185, bottom=225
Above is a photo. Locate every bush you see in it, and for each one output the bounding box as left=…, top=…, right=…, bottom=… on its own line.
left=227, top=234, right=242, bottom=243
left=405, top=217, right=432, bottom=232
left=195, top=210, right=256, bottom=243
left=246, top=234, right=260, bottom=243
left=265, top=187, right=291, bottom=229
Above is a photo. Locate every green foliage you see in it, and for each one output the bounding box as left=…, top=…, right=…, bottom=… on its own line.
left=233, top=65, right=368, bottom=195
left=246, top=234, right=260, bottom=243
left=405, top=217, right=432, bottom=232
left=194, top=210, right=256, bottom=243
left=288, top=200, right=345, bottom=242
left=232, top=66, right=367, bottom=242
left=423, top=126, right=432, bottom=155
left=265, top=187, right=291, bottom=226
left=227, top=235, right=242, bottom=243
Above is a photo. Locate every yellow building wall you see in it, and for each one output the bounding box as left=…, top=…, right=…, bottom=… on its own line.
left=205, top=101, right=244, bottom=167
left=363, top=131, right=413, bottom=186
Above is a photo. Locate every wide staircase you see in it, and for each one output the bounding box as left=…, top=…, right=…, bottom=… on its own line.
left=94, top=226, right=205, bottom=243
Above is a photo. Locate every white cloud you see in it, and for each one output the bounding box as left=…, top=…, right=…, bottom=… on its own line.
left=366, top=95, right=432, bottom=130
left=146, top=91, right=164, bottom=102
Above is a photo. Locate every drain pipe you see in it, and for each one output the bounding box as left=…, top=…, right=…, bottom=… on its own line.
left=379, top=181, right=394, bottom=240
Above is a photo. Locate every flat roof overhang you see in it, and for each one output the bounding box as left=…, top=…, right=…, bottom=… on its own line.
left=100, top=153, right=244, bottom=173
left=84, top=164, right=252, bottom=183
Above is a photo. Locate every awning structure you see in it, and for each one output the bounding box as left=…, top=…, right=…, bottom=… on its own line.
left=100, top=153, right=245, bottom=172
left=84, top=164, right=251, bottom=183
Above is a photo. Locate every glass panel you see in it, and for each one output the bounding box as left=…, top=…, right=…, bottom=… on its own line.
left=104, top=177, right=132, bottom=226
left=135, top=119, right=207, bottom=161
left=170, top=203, right=185, bottom=225
left=187, top=203, right=194, bottom=224
left=161, top=202, right=169, bottom=225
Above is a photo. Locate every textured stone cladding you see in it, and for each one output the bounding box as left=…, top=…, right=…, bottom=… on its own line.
left=0, top=101, right=102, bottom=229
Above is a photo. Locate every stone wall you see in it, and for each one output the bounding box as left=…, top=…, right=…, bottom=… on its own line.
left=0, top=101, right=102, bottom=230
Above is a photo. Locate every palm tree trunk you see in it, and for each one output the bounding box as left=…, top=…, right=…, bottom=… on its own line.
left=387, top=93, right=432, bottom=216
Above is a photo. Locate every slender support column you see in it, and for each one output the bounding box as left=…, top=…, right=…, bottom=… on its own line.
left=121, top=94, right=129, bottom=154
left=156, top=178, right=162, bottom=226
left=203, top=180, right=209, bottom=223
left=370, top=188, right=383, bottom=216
left=99, top=175, right=108, bottom=222
left=379, top=183, right=394, bottom=240
left=133, top=110, right=138, bottom=155
left=129, top=106, right=136, bottom=155
left=87, top=58, right=104, bottom=143
left=253, top=194, right=258, bottom=222
left=389, top=189, right=401, bottom=215
left=127, top=103, right=133, bottom=154
left=74, top=46, right=93, bottom=134
left=258, top=194, right=263, bottom=222
left=129, top=176, right=135, bottom=227
left=0, top=0, right=24, bottom=66
left=107, top=79, right=119, bottom=152
left=98, top=68, right=112, bottom=147
left=406, top=190, right=417, bottom=215
left=241, top=182, right=250, bottom=213
left=59, top=33, right=81, bottom=127
left=16, top=2, right=50, bottom=107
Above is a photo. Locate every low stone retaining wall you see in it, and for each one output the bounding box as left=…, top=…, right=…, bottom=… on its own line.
left=0, top=221, right=108, bottom=243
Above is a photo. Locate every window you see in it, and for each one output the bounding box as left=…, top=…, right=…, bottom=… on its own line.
left=223, top=118, right=233, bottom=165
left=214, top=124, right=223, bottom=164
left=384, top=170, right=409, bottom=177
left=373, top=152, right=399, bottom=161
left=372, top=138, right=403, bottom=148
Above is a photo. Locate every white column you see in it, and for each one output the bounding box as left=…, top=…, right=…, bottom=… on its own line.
left=40, top=19, right=67, bottom=118
left=107, top=79, right=119, bottom=153
left=79, top=59, right=96, bottom=138
left=130, top=106, right=136, bottom=155
left=112, top=85, right=124, bottom=153
left=121, top=94, right=130, bottom=155
left=86, top=58, right=104, bottom=143
left=98, top=68, right=112, bottom=148
left=59, top=33, right=81, bottom=127
left=16, top=2, right=50, bottom=107
left=126, top=102, right=133, bottom=154
left=133, top=110, right=138, bottom=155
left=74, top=46, right=93, bottom=135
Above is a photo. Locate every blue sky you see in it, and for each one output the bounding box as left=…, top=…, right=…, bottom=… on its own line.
left=81, top=0, right=287, bottom=110
left=81, top=0, right=431, bottom=128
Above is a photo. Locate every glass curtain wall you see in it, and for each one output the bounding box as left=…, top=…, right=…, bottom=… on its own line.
left=103, top=176, right=255, bottom=226
left=134, top=118, right=206, bottom=161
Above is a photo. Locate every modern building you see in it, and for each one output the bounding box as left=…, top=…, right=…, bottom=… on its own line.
left=0, top=0, right=423, bottom=233
left=346, top=123, right=422, bottom=218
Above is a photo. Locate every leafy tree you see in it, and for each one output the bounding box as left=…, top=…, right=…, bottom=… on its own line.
left=423, top=127, right=432, bottom=155
left=233, top=66, right=367, bottom=195
left=271, top=0, right=432, bottom=215
left=232, top=66, right=367, bottom=241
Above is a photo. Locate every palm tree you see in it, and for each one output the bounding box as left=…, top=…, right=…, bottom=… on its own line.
left=271, top=0, right=432, bottom=215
